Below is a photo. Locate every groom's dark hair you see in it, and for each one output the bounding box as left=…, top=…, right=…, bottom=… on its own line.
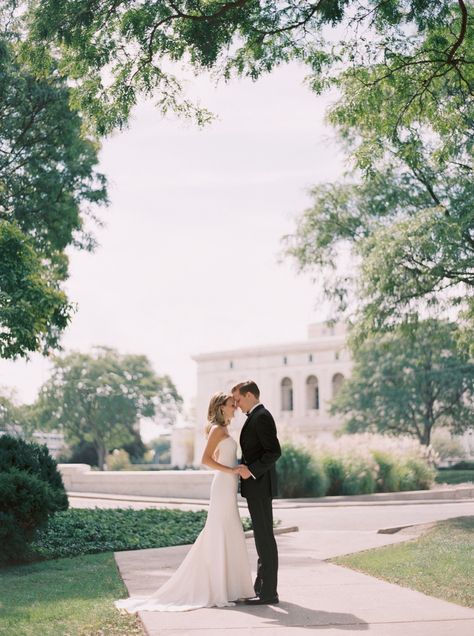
left=232, top=380, right=260, bottom=399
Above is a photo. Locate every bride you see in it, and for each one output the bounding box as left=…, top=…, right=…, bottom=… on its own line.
left=115, top=392, right=254, bottom=612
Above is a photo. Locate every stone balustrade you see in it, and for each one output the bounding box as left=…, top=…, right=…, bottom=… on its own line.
left=58, top=464, right=214, bottom=499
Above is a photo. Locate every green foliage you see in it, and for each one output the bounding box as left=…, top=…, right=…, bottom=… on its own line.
left=371, top=451, right=401, bottom=493
left=398, top=458, right=436, bottom=491
left=321, top=453, right=377, bottom=496
left=320, top=455, right=345, bottom=496
left=36, top=347, right=182, bottom=469
left=28, top=507, right=252, bottom=562
left=0, top=220, right=71, bottom=359
left=0, top=388, right=35, bottom=436
left=32, top=508, right=206, bottom=560
left=122, top=431, right=148, bottom=463
left=0, top=37, right=107, bottom=358
left=282, top=2, right=474, bottom=340
left=436, top=470, right=474, bottom=484
left=276, top=443, right=328, bottom=498
left=106, top=449, right=131, bottom=470
left=9, top=1, right=471, bottom=348
left=313, top=433, right=436, bottom=494
left=331, top=320, right=474, bottom=445
left=21, top=1, right=472, bottom=141
left=451, top=460, right=474, bottom=470
left=0, top=434, right=68, bottom=511
left=0, top=435, right=68, bottom=564
left=58, top=439, right=100, bottom=467
left=0, top=468, right=52, bottom=564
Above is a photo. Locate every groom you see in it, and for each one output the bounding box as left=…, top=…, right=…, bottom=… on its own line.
left=232, top=380, right=281, bottom=605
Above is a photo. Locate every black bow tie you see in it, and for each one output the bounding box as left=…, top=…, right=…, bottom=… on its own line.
left=245, top=411, right=250, bottom=416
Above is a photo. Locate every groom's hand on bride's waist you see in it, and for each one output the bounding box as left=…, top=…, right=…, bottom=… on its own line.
left=234, top=465, right=256, bottom=480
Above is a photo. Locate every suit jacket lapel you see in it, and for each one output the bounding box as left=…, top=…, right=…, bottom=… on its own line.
left=240, top=403, right=264, bottom=439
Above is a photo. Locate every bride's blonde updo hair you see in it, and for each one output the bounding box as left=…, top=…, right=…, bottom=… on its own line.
left=205, top=392, right=232, bottom=435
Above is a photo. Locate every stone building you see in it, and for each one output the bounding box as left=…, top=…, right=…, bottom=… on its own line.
left=192, top=322, right=351, bottom=464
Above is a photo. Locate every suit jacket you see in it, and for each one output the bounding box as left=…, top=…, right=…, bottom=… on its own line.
left=239, top=404, right=281, bottom=499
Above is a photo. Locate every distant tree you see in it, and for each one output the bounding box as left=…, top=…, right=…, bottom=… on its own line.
left=0, top=389, right=22, bottom=434
left=36, top=347, right=182, bottom=469
left=0, top=388, right=36, bottom=438
left=330, top=320, right=474, bottom=446
left=0, top=37, right=107, bottom=358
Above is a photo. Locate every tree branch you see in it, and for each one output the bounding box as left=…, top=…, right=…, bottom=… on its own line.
left=447, top=0, right=468, bottom=63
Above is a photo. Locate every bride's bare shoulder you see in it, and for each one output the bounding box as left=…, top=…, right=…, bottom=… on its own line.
left=207, top=424, right=227, bottom=440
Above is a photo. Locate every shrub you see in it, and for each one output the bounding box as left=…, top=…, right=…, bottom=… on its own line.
left=313, top=433, right=436, bottom=494
left=276, top=443, right=328, bottom=498
left=315, top=437, right=378, bottom=496
left=0, top=468, right=53, bottom=563
left=339, top=453, right=377, bottom=495
left=0, top=435, right=68, bottom=512
left=106, top=448, right=131, bottom=471
left=399, top=458, right=436, bottom=491
left=320, top=453, right=377, bottom=496
left=321, top=455, right=345, bottom=496
left=372, top=450, right=402, bottom=492
left=0, top=435, right=68, bottom=564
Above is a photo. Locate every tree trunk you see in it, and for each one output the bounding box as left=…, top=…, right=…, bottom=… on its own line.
left=96, top=442, right=106, bottom=471
left=421, top=423, right=432, bottom=446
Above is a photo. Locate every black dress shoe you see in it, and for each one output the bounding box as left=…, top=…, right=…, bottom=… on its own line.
left=244, top=595, right=279, bottom=605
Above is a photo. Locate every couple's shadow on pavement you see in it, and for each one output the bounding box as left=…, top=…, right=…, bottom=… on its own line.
left=226, top=600, right=368, bottom=630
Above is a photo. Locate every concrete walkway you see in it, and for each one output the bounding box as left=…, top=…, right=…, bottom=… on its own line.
left=112, top=498, right=474, bottom=635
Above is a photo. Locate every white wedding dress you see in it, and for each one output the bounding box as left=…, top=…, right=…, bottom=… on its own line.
left=115, top=435, right=254, bottom=612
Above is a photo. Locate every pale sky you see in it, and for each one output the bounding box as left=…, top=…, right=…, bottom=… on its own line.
left=0, top=62, right=345, bottom=414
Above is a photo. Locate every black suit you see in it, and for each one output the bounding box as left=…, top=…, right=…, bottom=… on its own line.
left=239, top=404, right=281, bottom=598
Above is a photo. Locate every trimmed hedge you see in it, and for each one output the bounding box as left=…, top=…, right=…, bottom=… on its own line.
left=450, top=461, right=474, bottom=471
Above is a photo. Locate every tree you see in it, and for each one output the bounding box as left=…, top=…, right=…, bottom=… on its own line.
left=36, top=347, right=182, bottom=469
left=0, top=37, right=107, bottom=358
left=330, top=320, right=474, bottom=446
left=23, top=1, right=472, bottom=135
left=21, top=1, right=473, bottom=342
left=284, top=155, right=474, bottom=344
left=0, top=387, right=36, bottom=438
left=14, top=1, right=472, bottom=345
left=284, top=1, right=473, bottom=342
left=0, top=388, right=23, bottom=433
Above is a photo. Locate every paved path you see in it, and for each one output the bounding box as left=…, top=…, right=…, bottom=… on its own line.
left=105, top=497, right=474, bottom=635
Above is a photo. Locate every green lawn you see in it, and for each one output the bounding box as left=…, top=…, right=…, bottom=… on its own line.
left=332, top=516, right=474, bottom=608
left=0, top=552, right=144, bottom=636
left=435, top=470, right=474, bottom=485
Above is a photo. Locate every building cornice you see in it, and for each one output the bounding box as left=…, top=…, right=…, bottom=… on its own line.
left=192, top=336, right=346, bottom=362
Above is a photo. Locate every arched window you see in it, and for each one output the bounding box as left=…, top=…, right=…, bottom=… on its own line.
left=332, top=373, right=345, bottom=397
left=281, top=377, right=293, bottom=411
left=306, top=375, right=319, bottom=410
